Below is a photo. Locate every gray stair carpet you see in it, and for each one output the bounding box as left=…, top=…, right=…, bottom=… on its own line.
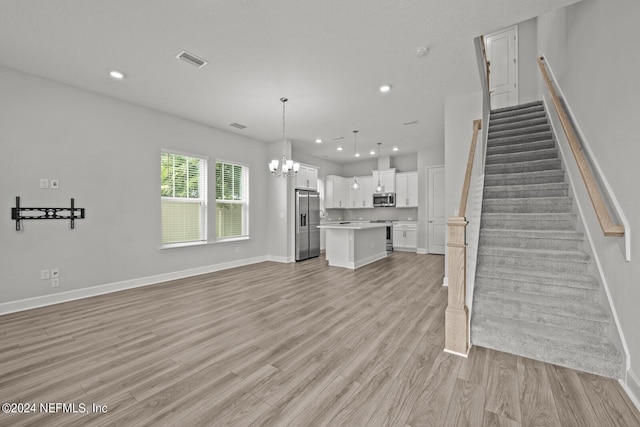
left=471, top=100, right=624, bottom=379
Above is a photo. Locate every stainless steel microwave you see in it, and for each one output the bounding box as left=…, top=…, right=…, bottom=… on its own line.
left=373, top=193, right=395, bottom=207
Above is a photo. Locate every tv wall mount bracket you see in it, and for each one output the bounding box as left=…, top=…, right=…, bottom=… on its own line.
left=11, top=196, right=85, bottom=231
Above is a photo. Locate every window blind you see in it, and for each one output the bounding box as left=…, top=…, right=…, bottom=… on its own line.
left=216, top=161, right=249, bottom=239
left=161, top=151, right=207, bottom=244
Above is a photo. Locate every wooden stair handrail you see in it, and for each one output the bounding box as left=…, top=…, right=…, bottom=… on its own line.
left=537, top=57, right=624, bottom=237
left=458, top=119, right=482, bottom=217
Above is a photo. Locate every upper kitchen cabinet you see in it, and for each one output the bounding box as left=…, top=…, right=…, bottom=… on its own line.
left=395, top=171, right=418, bottom=208
left=372, top=168, right=396, bottom=193
left=325, top=175, right=348, bottom=209
left=347, top=176, right=373, bottom=209
left=295, top=165, right=318, bottom=190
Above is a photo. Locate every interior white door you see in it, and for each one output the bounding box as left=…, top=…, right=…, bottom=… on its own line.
left=428, top=166, right=445, bottom=255
left=485, top=26, right=518, bottom=110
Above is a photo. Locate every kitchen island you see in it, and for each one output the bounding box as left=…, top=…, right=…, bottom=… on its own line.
left=316, top=222, right=388, bottom=269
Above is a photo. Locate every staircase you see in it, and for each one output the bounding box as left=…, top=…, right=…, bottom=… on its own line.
left=471, top=101, right=624, bottom=379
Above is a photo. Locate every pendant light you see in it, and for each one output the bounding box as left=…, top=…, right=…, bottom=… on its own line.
left=351, top=130, right=360, bottom=190
left=375, top=142, right=383, bottom=192
left=268, top=97, right=300, bottom=177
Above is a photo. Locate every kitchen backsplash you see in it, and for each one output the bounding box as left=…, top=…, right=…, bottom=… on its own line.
left=324, top=207, right=418, bottom=222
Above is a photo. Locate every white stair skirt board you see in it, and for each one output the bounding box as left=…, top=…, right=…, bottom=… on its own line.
left=0, top=256, right=269, bottom=315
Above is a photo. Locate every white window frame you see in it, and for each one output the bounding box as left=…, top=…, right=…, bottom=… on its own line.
left=160, top=149, right=208, bottom=248
left=215, top=159, right=250, bottom=241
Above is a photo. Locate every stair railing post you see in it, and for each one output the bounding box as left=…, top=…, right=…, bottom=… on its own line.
left=445, top=216, right=469, bottom=355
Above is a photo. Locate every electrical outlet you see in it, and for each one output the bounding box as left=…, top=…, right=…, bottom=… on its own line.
left=51, top=278, right=60, bottom=288
left=50, top=180, right=59, bottom=189
left=51, top=268, right=59, bottom=278
left=41, top=270, right=50, bottom=280
left=40, top=178, right=49, bottom=189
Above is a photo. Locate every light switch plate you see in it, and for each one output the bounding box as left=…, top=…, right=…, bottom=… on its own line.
left=40, top=179, right=49, bottom=189
left=50, top=180, right=59, bottom=189
left=41, top=270, right=50, bottom=280
left=51, top=268, right=59, bottom=278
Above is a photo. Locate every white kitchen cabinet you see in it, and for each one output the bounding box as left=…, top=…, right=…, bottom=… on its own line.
left=295, top=165, right=318, bottom=190
left=372, top=169, right=396, bottom=193
left=395, top=171, right=418, bottom=208
left=347, top=176, right=373, bottom=208
left=325, top=175, right=348, bottom=208
left=393, top=223, right=417, bottom=251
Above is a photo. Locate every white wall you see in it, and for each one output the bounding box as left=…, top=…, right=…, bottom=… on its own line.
left=0, top=66, right=269, bottom=308
left=444, top=92, right=483, bottom=280
left=537, top=0, right=640, bottom=399
left=518, top=17, right=538, bottom=104
left=291, top=150, right=343, bottom=178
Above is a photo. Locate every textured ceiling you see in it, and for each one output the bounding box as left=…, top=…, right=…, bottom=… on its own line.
left=0, top=0, right=580, bottom=162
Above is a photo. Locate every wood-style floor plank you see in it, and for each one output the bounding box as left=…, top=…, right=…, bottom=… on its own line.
left=0, top=252, right=638, bottom=427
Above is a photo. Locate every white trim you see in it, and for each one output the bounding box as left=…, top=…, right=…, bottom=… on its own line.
left=326, top=252, right=387, bottom=270
left=266, top=255, right=293, bottom=263
left=541, top=56, right=630, bottom=261
left=543, top=95, right=630, bottom=374
left=622, top=369, right=640, bottom=413
left=0, top=256, right=268, bottom=316
left=417, top=248, right=428, bottom=255
left=444, top=348, right=469, bottom=358
left=161, top=147, right=209, bottom=160
left=442, top=276, right=448, bottom=287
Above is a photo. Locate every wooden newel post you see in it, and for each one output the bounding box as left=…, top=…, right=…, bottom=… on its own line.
left=445, top=216, right=469, bottom=356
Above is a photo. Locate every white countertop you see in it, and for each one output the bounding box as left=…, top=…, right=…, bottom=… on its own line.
left=317, top=223, right=389, bottom=230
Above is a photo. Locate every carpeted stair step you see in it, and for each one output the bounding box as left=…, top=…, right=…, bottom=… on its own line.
left=486, top=148, right=558, bottom=165
left=471, top=314, right=624, bottom=378
left=484, top=182, right=568, bottom=199
left=475, top=288, right=607, bottom=321
left=489, top=116, right=549, bottom=134
left=489, top=110, right=547, bottom=128
left=478, top=246, right=591, bottom=274
left=487, top=139, right=556, bottom=156
left=472, top=293, right=607, bottom=336
left=491, top=101, right=544, bottom=114
left=487, top=131, right=554, bottom=148
left=485, top=158, right=562, bottom=175
left=490, top=103, right=545, bottom=120
left=482, top=197, right=573, bottom=213
left=488, top=123, right=550, bottom=140
left=475, top=265, right=600, bottom=294
left=479, top=228, right=583, bottom=250
left=484, top=170, right=565, bottom=187
left=481, top=212, right=576, bottom=230
left=475, top=266, right=599, bottom=301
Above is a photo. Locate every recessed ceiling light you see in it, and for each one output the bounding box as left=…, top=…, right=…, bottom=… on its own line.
left=392, top=146, right=399, bottom=151
left=355, top=153, right=360, bottom=158
left=370, top=150, right=376, bottom=155
left=337, top=146, right=343, bottom=151
left=379, top=84, right=391, bottom=93
left=315, top=138, right=322, bottom=143
left=109, top=70, right=125, bottom=80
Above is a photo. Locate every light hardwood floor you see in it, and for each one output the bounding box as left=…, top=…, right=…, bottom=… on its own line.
left=1, top=253, right=639, bottom=426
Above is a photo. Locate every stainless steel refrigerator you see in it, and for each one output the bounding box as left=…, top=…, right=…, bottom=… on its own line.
left=295, top=190, right=320, bottom=261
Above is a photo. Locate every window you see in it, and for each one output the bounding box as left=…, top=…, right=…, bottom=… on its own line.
left=216, top=160, right=249, bottom=239
left=161, top=151, right=207, bottom=245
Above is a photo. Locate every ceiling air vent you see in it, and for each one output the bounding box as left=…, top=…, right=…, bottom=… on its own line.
left=332, top=136, right=345, bottom=141
left=176, top=50, right=208, bottom=69
left=230, top=123, right=247, bottom=130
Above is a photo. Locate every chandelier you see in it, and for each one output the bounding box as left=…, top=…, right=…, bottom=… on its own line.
left=268, top=97, right=300, bottom=177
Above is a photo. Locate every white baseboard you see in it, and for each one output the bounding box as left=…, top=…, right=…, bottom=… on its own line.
left=417, top=248, right=428, bottom=255
left=0, top=255, right=269, bottom=315
left=442, top=276, right=449, bottom=287
left=266, top=255, right=292, bottom=263
left=622, top=369, right=640, bottom=413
